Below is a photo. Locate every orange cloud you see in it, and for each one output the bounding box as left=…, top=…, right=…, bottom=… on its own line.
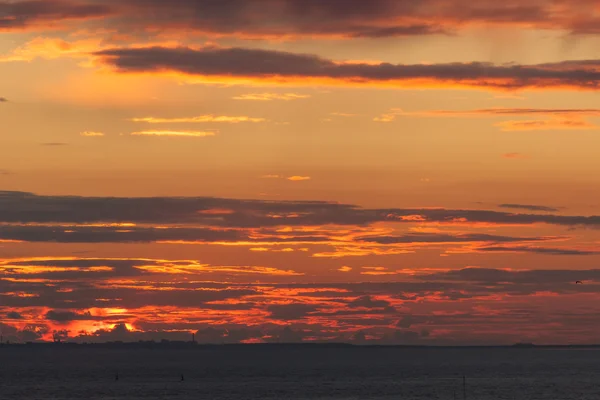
left=495, top=119, right=597, bottom=131
left=80, top=131, right=105, bottom=137
left=131, top=115, right=267, bottom=124
left=233, top=93, right=311, bottom=101
left=287, top=176, right=311, bottom=181
left=130, top=130, right=216, bottom=138
left=381, top=107, right=600, bottom=130
left=502, top=152, right=527, bottom=159
left=1, top=37, right=103, bottom=62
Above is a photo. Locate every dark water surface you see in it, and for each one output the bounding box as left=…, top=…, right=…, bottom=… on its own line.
left=0, top=346, right=598, bottom=399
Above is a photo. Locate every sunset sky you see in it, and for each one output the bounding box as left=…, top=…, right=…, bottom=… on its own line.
left=3, top=0, right=600, bottom=345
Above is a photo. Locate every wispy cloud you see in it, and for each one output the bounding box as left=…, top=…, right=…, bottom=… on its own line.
left=41, top=142, right=68, bottom=146
left=287, top=176, right=311, bottom=181
left=80, top=131, right=105, bottom=137
left=377, top=107, right=600, bottom=130
left=403, top=108, right=600, bottom=117
left=233, top=93, right=310, bottom=101
left=495, top=119, right=597, bottom=131
left=499, top=204, right=560, bottom=212
left=131, top=115, right=267, bottom=124
left=331, top=112, right=358, bottom=117
left=502, top=152, right=527, bottom=159
left=130, top=130, right=216, bottom=138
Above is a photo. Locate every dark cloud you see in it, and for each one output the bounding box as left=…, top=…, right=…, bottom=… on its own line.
left=2, top=191, right=600, bottom=229
left=13, top=0, right=600, bottom=38
left=0, top=97, right=7, bottom=102
left=95, top=0, right=445, bottom=38
left=0, top=224, right=247, bottom=243
left=0, top=323, right=46, bottom=343
left=420, top=267, right=600, bottom=284
left=269, top=326, right=306, bottom=343
left=267, top=304, right=319, bottom=320
left=0, top=0, right=111, bottom=30
left=477, top=246, right=598, bottom=256
left=357, top=233, right=549, bottom=244
left=95, top=46, right=600, bottom=91
left=397, top=315, right=415, bottom=329
left=3, top=0, right=600, bottom=40
left=498, top=204, right=560, bottom=212
left=45, top=309, right=108, bottom=323
left=3, top=265, right=600, bottom=344
left=0, top=224, right=549, bottom=246
left=5, top=311, right=23, bottom=319
left=348, top=295, right=391, bottom=309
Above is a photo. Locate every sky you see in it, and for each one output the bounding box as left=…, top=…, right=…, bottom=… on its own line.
left=2, top=0, right=600, bottom=345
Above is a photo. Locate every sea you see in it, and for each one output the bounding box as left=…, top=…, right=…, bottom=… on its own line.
left=0, top=345, right=598, bottom=399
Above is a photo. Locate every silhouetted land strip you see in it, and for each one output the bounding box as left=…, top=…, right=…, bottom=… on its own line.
left=0, top=341, right=598, bottom=350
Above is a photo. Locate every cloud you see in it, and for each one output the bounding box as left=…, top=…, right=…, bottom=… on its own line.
left=0, top=0, right=111, bottom=31
left=233, top=93, right=310, bottom=101
left=41, top=142, right=68, bottom=146
left=287, top=176, right=311, bottom=181
left=502, top=152, right=527, bottom=159
left=476, top=246, right=598, bottom=256
left=5, top=311, right=23, bottom=319
left=374, top=111, right=402, bottom=122
left=495, top=119, right=597, bottom=131
left=18, top=0, right=600, bottom=40
left=2, top=191, right=600, bottom=230
left=420, top=267, right=600, bottom=285
left=267, top=304, right=319, bottom=320
left=348, top=295, right=392, bottom=309
left=89, top=0, right=447, bottom=39
left=498, top=204, right=559, bottom=212
left=5, top=263, right=600, bottom=344
left=404, top=108, right=600, bottom=117
left=0, top=97, right=7, bottom=102
left=261, top=174, right=281, bottom=179
left=5, top=0, right=600, bottom=44
left=45, top=310, right=106, bottom=323
left=357, top=233, right=551, bottom=245
left=338, top=266, right=353, bottom=272
left=80, top=131, right=105, bottom=137
left=377, top=107, right=600, bottom=130
left=0, top=224, right=562, bottom=260
left=130, top=130, right=216, bottom=137
left=95, top=46, right=600, bottom=92
left=131, top=115, right=266, bottom=124
left=0, top=37, right=103, bottom=62
left=397, top=315, right=415, bottom=329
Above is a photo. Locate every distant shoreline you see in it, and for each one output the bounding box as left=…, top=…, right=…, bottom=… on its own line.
left=1, top=342, right=599, bottom=349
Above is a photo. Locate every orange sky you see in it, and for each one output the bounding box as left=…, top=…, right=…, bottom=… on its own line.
left=2, top=0, right=600, bottom=345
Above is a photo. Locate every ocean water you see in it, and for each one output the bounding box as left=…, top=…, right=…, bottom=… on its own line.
left=0, top=346, right=598, bottom=399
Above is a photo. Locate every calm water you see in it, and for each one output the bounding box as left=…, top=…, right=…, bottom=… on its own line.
left=0, top=346, right=598, bottom=399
